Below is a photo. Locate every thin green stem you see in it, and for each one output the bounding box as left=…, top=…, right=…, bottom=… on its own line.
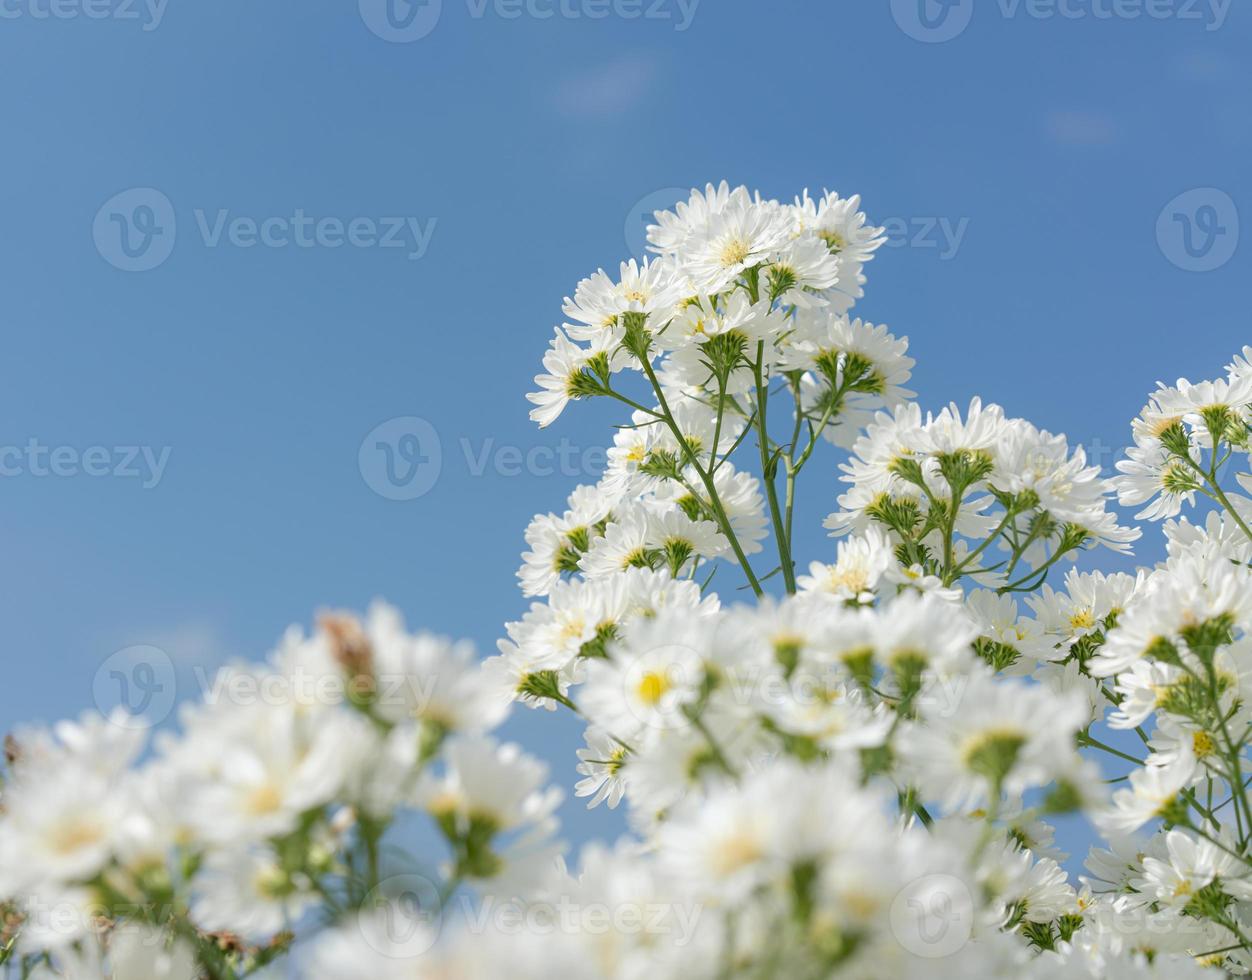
left=753, top=343, right=795, bottom=593
left=639, top=354, right=764, bottom=597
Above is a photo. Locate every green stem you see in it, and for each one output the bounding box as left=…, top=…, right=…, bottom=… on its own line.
left=639, top=354, right=764, bottom=597
left=753, top=343, right=795, bottom=594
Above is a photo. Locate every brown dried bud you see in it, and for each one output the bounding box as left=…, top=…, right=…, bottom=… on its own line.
left=4, top=734, right=19, bottom=768
left=319, top=613, right=375, bottom=693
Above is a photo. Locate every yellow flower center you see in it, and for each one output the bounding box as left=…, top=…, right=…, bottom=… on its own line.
left=245, top=784, right=284, bottom=816
left=711, top=833, right=763, bottom=876
left=636, top=671, right=671, bottom=706
left=719, top=239, right=750, bottom=267
left=820, top=229, right=846, bottom=253
left=1068, top=609, right=1096, bottom=631
left=48, top=819, right=106, bottom=855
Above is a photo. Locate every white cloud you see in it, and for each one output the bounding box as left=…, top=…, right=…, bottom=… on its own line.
left=549, top=54, right=661, bottom=117
left=1045, top=110, right=1119, bottom=147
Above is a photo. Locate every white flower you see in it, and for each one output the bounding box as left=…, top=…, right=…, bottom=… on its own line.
left=680, top=196, right=793, bottom=294
left=562, top=257, right=687, bottom=343
left=900, top=668, right=1089, bottom=811
left=178, top=697, right=370, bottom=847
left=1098, top=754, right=1197, bottom=835
left=580, top=616, right=705, bottom=744
left=574, top=727, right=630, bottom=810
left=305, top=905, right=443, bottom=980
left=646, top=180, right=748, bottom=256
left=1136, top=828, right=1240, bottom=909
left=1091, top=554, right=1252, bottom=677
left=0, top=712, right=143, bottom=897
left=527, top=327, right=618, bottom=428
left=192, top=847, right=318, bottom=941
left=797, top=528, right=894, bottom=604
left=417, top=736, right=564, bottom=892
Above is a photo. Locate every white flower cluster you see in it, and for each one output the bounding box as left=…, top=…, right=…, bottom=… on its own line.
left=3, top=187, right=1252, bottom=978
left=0, top=606, right=561, bottom=977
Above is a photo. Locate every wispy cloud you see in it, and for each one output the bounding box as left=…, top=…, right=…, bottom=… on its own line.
left=121, top=621, right=230, bottom=667
left=1045, top=110, right=1119, bottom=147
left=549, top=54, right=661, bottom=118
left=1170, top=49, right=1240, bottom=84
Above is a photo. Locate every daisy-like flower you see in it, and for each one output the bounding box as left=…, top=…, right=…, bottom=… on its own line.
left=527, top=327, right=618, bottom=428
left=180, top=698, right=371, bottom=847
left=517, top=482, right=620, bottom=597
left=0, top=711, right=148, bottom=914
left=1108, top=659, right=1180, bottom=730
left=782, top=311, right=915, bottom=407
left=964, top=589, right=1043, bottom=673
left=1153, top=375, right=1252, bottom=448
left=417, top=735, right=564, bottom=893
left=916, top=397, right=1009, bottom=458
left=1165, top=508, right=1252, bottom=566
left=579, top=503, right=658, bottom=578
left=899, top=668, right=1089, bottom=811
left=192, top=847, right=319, bottom=941
left=1135, top=828, right=1240, bottom=909
left=980, top=841, right=1076, bottom=926
left=489, top=619, right=588, bottom=703
left=1026, top=569, right=1143, bottom=659
left=580, top=614, right=706, bottom=742
left=790, top=188, right=887, bottom=268
left=646, top=506, right=728, bottom=573
left=1098, top=753, right=1196, bottom=835
left=1090, top=553, right=1252, bottom=677
left=1114, top=441, right=1200, bottom=521
left=680, top=196, right=793, bottom=294
left=562, top=256, right=688, bottom=343
left=360, top=600, right=510, bottom=730
left=767, top=233, right=842, bottom=307
left=872, top=590, right=978, bottom=679
left=664, top=292, right=785, bottom=352
left=993, top=420, right=1139, bottom=558
left=304, top=905, right=443, bottom=980
left=797, top=526, right=894, bottom=604
left=646, top=180, right=748, bottom=256
left=573, top=727, right=630, bottom=809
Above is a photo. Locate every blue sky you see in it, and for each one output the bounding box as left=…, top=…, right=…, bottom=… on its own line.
left=1, top=1, right=1249, bottom=860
